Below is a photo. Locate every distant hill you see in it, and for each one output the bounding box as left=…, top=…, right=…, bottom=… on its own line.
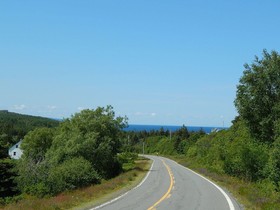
left=0, top=110, right=60, bottom=146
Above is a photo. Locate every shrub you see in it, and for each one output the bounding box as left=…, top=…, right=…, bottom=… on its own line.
left=224, top=139, right=269, bottom=181
left=47, top=157, right=100, bottom=195
left=117, top=152, right=138, bottom=164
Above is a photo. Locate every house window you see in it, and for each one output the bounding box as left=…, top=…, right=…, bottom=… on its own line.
left=16, top=145, right=18, bottom=148
left=13, top=152, right=16, bottom=156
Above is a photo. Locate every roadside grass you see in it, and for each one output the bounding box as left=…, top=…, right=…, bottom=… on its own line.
left=166, top=154, right=280, bottom=210
left=1, top=157, right=151, bottom=210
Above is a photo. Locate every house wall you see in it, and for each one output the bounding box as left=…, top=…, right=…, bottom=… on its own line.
left=9, top=140, right=23, bottom=159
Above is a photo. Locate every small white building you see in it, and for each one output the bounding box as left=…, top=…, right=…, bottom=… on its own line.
left=9, top=140, right=23, bottom=159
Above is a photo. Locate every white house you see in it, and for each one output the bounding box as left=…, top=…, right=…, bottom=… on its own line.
left=9, top=140, right=23, bottom=159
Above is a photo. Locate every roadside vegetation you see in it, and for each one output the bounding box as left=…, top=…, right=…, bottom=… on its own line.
left=1, top=157, right=151, bottom=210
left=0, top=112, right=59, bottom=202
left=0, top=106, right=153, bottom=210
left=126, top=50, right=280, bottom=210
left=1, top=50, right=280, bottom=210
left=16, top=106, right=127, bottom=197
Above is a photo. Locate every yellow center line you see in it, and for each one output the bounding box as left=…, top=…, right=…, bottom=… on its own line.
left=147, top=159, right=174, bottom=210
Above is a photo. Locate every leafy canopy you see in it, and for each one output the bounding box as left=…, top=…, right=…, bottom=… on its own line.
left=16, top=105, right=128, bottom=196
left=21, top=127, right=54, bottom=163
left=235, top=50, right=280, bottom=143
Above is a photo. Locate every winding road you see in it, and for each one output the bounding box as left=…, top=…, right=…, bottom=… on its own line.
left=90, top=155, right=242, bottom=210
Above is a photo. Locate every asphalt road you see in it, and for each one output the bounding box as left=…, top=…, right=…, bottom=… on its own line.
left=90, top=155, right=242, bottom=210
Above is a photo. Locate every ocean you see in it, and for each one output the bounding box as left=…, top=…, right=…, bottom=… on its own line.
left=124, top=124, right=227, bottom=134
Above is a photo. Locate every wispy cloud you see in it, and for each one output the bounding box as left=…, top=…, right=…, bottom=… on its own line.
left=13, top=104, right=26, bottom=110
left=47, top=105, right=57, bottom=110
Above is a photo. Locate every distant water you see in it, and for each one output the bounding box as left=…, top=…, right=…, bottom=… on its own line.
left=124, top=124, right=227, bottom=134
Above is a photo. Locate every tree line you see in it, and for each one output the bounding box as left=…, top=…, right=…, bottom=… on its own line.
left=133, top=50, right=280, bottom=186
left=130, top=50, right=280, bottom=208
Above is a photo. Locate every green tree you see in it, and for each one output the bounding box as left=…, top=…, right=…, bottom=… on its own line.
left=159, top=127, right=166, bottom=136
left=47, top=157, right=100, bottom=195
left=47, top=106, right=127, bottom=178
left=174, top=125, right=190, bottom=140
left=266, top=138, right=280, bottom=187
left=16, top=158, right=49, bottom=196
left=266, top=121, right=280, bottom=187
left=15, top=126, right=56, bottom=196
left=235, top=50, right=280, bottom=143
left=0, top=159, right=18, bottom=198
left=0, top=134, right=9, bottom=159
left=0, top=135, right=19, bottom=199
left=21, top=127, right=54, bottom=163
left=172, top=125, right=190, bottom=154
left=16, top=106, right=127, bottom=196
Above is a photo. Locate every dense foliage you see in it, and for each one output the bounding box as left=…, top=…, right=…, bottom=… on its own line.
left=235, top=50, right=280, bottom=143
left=0, top=111, right=59, bottom=202
left=125, top=125, right=204, bottom=156
left=16, top=106, right=127, bottom=196
left=0, top=159, right=18, bottom=198
left=0, top=111, right=59, bottom=145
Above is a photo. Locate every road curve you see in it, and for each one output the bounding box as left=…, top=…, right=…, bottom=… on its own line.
left=90, top=155, right=242, bottom=210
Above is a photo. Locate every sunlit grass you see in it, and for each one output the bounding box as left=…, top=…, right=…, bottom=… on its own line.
left=167, top=154, right=280, bottom=210
left=1, top=158, right=151, bottom=210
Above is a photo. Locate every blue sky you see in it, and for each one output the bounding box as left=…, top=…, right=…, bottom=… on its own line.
left=1, top=1, right=280, bottom=127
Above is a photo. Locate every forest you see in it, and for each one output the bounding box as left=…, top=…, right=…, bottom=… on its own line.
left=0, top=111, right=59, bottom=143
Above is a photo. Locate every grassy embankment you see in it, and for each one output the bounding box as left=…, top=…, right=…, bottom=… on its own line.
left=1, top=157, right=151, bottom=210
left=165, top=154, right=280, bottom=210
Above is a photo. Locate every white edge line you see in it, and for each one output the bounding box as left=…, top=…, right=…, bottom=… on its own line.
left=169, top=159, right=235, bottom=210
left=90, top=157, right=155, bottom=210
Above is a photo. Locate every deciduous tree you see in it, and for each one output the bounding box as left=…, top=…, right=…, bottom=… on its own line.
left=235, top=50, right=280, bottom=143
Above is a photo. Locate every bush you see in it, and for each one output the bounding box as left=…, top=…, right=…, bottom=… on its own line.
left=118, top=152, right=138, bottom=164
left=185, top=121, right=270, bottom=181
left=266, top=137, right=280, bottom=187
left=47, top=157, right=100, bottom=195
left=16, top=158, right=49, bottom=196
left=23, top=183, right=50, bottom=198
left=224, top=139, right=269, bottom=181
